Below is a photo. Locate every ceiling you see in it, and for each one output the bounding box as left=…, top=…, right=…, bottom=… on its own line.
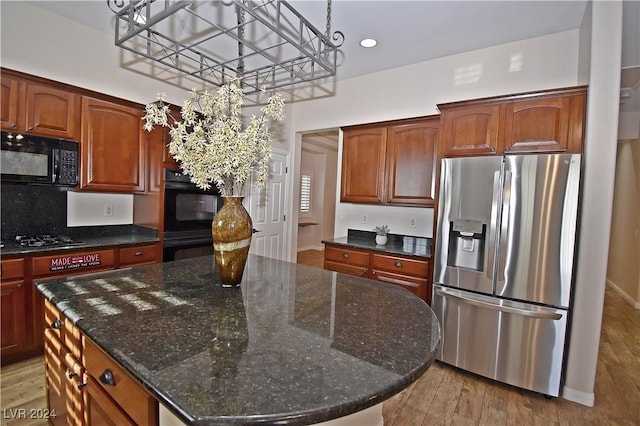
left=28, top=1, right=640, bottom=112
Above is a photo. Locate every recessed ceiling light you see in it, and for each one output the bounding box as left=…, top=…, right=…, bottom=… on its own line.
left=360, top=38, right=378, bottom=48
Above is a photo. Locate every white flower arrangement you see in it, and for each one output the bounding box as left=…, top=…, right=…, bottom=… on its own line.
left=143, top=80, right=285, bottom=196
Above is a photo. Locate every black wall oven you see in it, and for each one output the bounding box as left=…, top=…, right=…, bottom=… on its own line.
left=162, top=169, right=223, bottom=262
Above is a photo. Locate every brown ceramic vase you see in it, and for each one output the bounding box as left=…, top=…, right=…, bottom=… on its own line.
left=212, top=196, right=252, bottom=287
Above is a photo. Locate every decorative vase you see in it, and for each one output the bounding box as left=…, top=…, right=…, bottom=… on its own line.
left=212, top=196, right=252, bottom=287
left=375, top=235, right=387, bottom=245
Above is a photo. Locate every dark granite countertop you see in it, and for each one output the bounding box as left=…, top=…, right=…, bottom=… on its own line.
left=322, top=229, right=432, bottom=259
left=36, top=254, right=440, bottom=425
left=0, top=225, right=159, bottom=257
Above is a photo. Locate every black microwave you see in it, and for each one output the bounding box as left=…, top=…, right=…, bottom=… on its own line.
left=1, top=131, right=79, bottom=186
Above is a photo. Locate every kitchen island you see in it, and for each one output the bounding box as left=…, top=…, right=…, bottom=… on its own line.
left=36, top=254, right=440, bottom=425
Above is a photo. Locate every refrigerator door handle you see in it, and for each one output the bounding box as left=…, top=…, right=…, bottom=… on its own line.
left=434, top=288, right=563, bottom=320
left=497, top=170, right=512, bottom=282
left=487, top=171, right=502, bottom=280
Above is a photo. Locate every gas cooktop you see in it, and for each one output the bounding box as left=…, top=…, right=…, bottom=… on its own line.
left=13, top=234, right=86, bottom=248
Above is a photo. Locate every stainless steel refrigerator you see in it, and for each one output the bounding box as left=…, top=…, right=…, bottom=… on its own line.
left=431, top=153, right=581, bottom=397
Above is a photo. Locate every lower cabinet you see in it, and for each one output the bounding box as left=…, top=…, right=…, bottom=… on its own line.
left=324, top=245, right=432, bottom=304
left=0, top=243, right=161, bottom=365
left=43, top=299, right=159, bottom=425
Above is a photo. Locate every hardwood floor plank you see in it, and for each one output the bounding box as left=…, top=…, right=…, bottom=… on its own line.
left=506, top=389, right=534, bottom=426
left=478, top=383, right=509, bottom=425
left=421, top=364, right=464, bottom=425
left=455, top=375, right=487, bottom=421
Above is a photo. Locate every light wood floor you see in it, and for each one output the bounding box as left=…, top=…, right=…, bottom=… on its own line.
left=1, top=250, right=637, bottom=425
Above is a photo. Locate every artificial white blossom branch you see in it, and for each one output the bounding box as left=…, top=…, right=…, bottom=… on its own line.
left=143, top=80, right=285, bottom=196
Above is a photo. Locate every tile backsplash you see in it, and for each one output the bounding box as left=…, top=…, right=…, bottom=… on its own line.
left=1, top=184, right=70, bottom=239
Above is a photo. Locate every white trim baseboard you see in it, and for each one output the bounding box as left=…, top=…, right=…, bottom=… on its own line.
left=561, top=386, right=595, bottom=407
left=606, top=279, right=640, bottom=309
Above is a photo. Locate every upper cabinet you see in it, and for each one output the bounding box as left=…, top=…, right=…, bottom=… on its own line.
left=341, top=116, right=439, bottom=207
left=438, top=86, right=587, bottom=157
left=341, top=126, right=387, bottom=204
left=386, top=118, right=439, bottom=206
left=1, top=74, right=80, bottom=140
left=79, top=97, right=146, bottom=193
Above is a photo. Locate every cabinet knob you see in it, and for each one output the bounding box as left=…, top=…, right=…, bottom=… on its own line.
left=77, top=380, right=87, bottom=389
left=9, top=122, right=16, bottom=128
left=342, top=253, right=349, bottom=258
left=51, top=319, right=63, bottom=329
left=99, top=369, right=116, bottom=386
left=17, top=283, right=22, bottom=288
left=394, top=262, right=403, bottom=268
left=67, top=370, right=77, bottom=379
left=135, top=251, right=145, bottom=256
left=27, top=126, right=33, bottom=130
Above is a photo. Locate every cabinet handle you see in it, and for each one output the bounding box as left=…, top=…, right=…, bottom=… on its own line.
left=342, top=253, right=349, bottom=258
left=134, top=251, right=145, bottom=256
left=394, top=262, right=403, bottom=268
left=27, top=126, right=33, bottom=130
left=51, top=319, right=63, bottom=329
left=77, top=380, right=87, bottom=389
left=9, top=122, right=16, bottom=128
left=99, top=369, right=116, bottom=386
left=67, top=370, right=77, bottom=379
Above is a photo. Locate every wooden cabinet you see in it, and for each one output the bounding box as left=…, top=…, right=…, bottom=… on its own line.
left=341, top=116, right=439, bottom=206
left=340, top=126, right=387, bottom=204
left=119, top=243, right=161, bottom=267
left=386, top=119, right=439, bottom=205
left=80, top=97, right=146, bottom=192
left=1, top=258, right=27, bottom=358
left=1, top=243, right=160, bottom=364
left=324, top=245, right=370, bottom=277
left=43, top=300, right=158, bottom=425
left=369, top=253, right=430, bottom=302
left=438, top=86, right=587, bottom=157
left=1, top=73, right=80, bottom=140
left=324, top=244, right=431, bottom=303
left=83, top=337, right=158, bottom=425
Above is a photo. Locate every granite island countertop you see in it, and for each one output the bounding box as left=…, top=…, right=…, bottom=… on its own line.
left=36, top=254, right=440, bottom=425
left=322, top=229, right=432, bottom=259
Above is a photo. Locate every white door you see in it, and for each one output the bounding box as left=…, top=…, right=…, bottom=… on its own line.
left=248, top=149, right=288, bottom=260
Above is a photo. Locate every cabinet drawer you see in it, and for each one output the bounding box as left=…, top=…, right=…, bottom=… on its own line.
left=32, top=249, right=115, bottom=277
left=84, top=374, right=136, bottom=426
left=324, top=260, right=369, bottom=278
left=370, top=253, right=428, bottom=277
left=324, top=246, right=369, bottom=267
left=0, top=258, right=25, bottom=281
left=83, top=337, right=157, bottom=426
left=370, top=269, right=428, bottom=300
left=120, top=244, right=159, bottom=266
left=44, top=300, right=82, bottom=359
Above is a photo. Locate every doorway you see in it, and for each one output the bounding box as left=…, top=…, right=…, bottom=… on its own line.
left=296, top=130, right=339, bottom=256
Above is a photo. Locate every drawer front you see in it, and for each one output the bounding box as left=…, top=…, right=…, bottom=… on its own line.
left=324, top=260, right=369, bottom=278
left=83, top=337, right=157, bottom=426
left=0, top=258, right=25, bottom=281
left=324, top=246, right=369, bottom=267
left=120, top=244, right=160, bottom=266
left=370, top=253, right=428, bottom=277
left=44, top=300, right=82, bottom=359
left=32, top=249, right=115, bottom=277
left=370, top=269, right=428, bottom=300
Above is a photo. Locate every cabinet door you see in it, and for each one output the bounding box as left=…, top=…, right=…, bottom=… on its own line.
left=503, top=94, right=585, bottom=153
left=386, top=119, right=438, bottom=205
left=0, top=280, right=27, bottom=354
left=25, top=83, right=79, bottom=140
left=340, top=127, right=387, bottom=203
left=84, top=375, right=136, bottom=426
left=440, top=104, right=502, bottom=156
left=80, top=97, right=146, bottom=192
left=1, top=75, right=19, bottom=130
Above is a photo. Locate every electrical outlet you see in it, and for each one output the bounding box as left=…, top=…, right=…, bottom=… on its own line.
left=410, top=217, right=416, bottom=228
left=362, top=214, right=368, bottom=224
left=104, top=205, right=113, bottom=217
